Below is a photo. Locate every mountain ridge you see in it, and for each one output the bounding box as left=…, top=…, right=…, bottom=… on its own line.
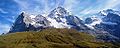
left=9, top=6, right=89, bottom=33
left=85, top=9, right=120, bottom=38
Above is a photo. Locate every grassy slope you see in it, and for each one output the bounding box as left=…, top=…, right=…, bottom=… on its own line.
left=0, top=28, right=119, bottom=48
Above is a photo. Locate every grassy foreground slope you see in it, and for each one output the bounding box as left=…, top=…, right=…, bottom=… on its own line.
left=0, top=28, right=119, bottom=48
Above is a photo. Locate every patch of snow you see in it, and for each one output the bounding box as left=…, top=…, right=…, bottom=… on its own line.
left=90, top=20, right=102, bottom=26
left=90, top=17, right=102, bottom=26
left=30, top=15, right=36, bottom=19
left=102, top=22, right=117, bottom=25
left=60, top=18, right=66, bottom=23
left=46, top=17, right=71, bottom=28
left=31, top=22, right=36, bottom=25
left=114, top=11, right=120, bottom=16
left=100, top=11, right=107, bottom=15
left=34, top=23, right=43, bottom=28
left=85, top=16, right=103, bottom=29
left=85, top=24, right=94, bottom=29
left=47, top=17, right=63, bottom=28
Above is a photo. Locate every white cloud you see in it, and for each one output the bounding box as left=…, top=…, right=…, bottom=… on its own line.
left=104, top=0, right=120, bottom=9
left=13, top=0, right=120, bottom=16
left=63, top=0, right=79, bottom=12
left=13, top=0, right=51, bottom=15
left=13, top=0, right=80, bottom=15
left=0, top=23, right=10, bottom=34
left=0, top=8, right=8, bottom=14
left=77, top=0, right=120, bottom=17
left=13, top=0, right=29, bottom=10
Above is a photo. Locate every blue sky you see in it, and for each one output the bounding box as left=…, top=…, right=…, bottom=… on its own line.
left=0, top=0, right=120, bottom=34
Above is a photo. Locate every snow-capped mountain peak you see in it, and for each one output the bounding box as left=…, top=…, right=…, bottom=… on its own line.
left=99, top=9, right=120, bottom=16
left=9, top=6, right=88, bottom=32
left=54, top=6, right=67, bottom=16
left=48, top=6, right=69, bottom=18
left=90, top=17, right=102, bottom=26
left=85, top=16, right=102, bottom=29
left=85, top=9, right=120, bottom=38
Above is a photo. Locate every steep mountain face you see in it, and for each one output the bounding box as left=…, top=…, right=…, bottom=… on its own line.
left=9, top=12, right=28, bottom=33
left=9, top=7, right=88, bottom=33
left=9, top=12, right=50, bottom=32
left=85, top=9, right=120, bottom=38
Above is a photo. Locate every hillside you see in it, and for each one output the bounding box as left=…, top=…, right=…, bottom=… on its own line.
left=0, top=28, right=119, bottom=48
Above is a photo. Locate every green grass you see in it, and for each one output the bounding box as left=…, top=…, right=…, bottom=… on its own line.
left=0, top=28, right=119, bottom=48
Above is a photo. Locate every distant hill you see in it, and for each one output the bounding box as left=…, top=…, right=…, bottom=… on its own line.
left=0, top=28, right=119, bottom=48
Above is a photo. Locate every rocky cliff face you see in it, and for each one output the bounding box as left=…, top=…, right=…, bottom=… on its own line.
left=9, top=12, right=28, bottom=33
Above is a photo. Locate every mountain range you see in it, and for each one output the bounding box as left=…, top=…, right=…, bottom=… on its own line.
left=85, top=9, right=120, bottom=39
left=9, top=7, right=120, bottom=42
left=9, top=7, right=89, bottom=33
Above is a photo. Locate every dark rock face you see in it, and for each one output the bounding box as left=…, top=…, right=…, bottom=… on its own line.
left=85, top=18, right=93, bottom=24
left=9, top=13, right=28, bottom=33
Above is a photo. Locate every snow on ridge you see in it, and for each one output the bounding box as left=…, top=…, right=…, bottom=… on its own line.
left=102, top=22, right=117, bottom=25
left=30, top=15, right=36, bottom=19
left=85, top=24, right=94, bottom=29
